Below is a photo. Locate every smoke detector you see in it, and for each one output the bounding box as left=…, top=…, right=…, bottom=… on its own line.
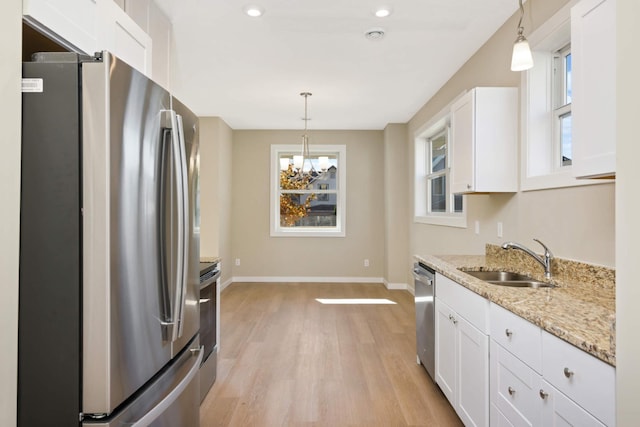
left=365, top=27, right=385, bottom=40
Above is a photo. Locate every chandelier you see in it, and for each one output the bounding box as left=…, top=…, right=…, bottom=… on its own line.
left=279, top=92, right=330, bottom=184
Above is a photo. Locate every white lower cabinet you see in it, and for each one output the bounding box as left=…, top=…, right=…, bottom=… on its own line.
left=541, top=331, right=615, bottom=426
left=491, top=340, right=543, bottom=427
left=435, top=274, right=490, bottom=427
left=434, top=278, right=616, bottom=426
left=488, top=303, right=615, bottom=426
left=540, top=380, right=605, bottom=427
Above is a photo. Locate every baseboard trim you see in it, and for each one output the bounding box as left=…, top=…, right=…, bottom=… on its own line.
left=384, top=281, right=409, bottom=291
left=230, top=276, right=385, bottom=284
left=220, top=277, right=234, bottom=292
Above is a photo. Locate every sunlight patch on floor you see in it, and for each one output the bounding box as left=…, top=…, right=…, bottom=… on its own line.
left=315, top=298, right=397, bottom=305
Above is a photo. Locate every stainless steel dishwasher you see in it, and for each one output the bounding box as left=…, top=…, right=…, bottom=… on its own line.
left=414, top=262, right=435, bottom=380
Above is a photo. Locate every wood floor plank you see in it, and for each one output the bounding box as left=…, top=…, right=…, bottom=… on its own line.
left=200, top=282, right=463, bottom=427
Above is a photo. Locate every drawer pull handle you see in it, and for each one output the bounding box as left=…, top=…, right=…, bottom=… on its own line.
left=508, top=386, right=516, bottom=396
left=539, top=389, right=548, bottom=400
left=563, top=367, right=574, bottom=378
left=505, top=329, right=513, bottom=337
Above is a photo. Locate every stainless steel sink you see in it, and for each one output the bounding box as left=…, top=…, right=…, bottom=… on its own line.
left=462, top=270, right=555, bottom=288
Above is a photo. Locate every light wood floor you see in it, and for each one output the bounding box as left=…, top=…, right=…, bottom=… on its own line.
left=200, top=282, right=463, bottom=427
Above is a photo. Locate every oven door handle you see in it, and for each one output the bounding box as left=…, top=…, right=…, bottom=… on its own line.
left=199, top=271, right=220, bottom=290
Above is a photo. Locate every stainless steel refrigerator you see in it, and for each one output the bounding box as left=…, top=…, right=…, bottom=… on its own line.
left=19, top=51, right=202, bottom=426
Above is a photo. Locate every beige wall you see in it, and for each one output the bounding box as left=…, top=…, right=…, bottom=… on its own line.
left=199, top=117, right=234, bottom=285
left=407, top=0, right=615, bottom=267
left=383, top=124, right=410, bottom=287
left=616, top=0, right=640, bottom=423
left=0, top=0, right=21, bottom=424
left=231, top=130, right=385, bottom=279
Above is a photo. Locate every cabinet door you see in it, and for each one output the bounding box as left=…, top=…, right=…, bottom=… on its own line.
left=541, top=331, right=615, bottom=426
left=149, top=1, right=172, bottom=90
left=435, top=298, right=457, bottom=405
left=450, top=88, right=518, bottom=194
left=98, top=0, right=153, bottom=77
left=571, top=0, right=616, bottom=178
left=540, top=381, right=606, bottom=427
left=451, top=90, right=475, bottom=194
left=490, top=340, right=542, bottom=427
left=23, top=0, right=99, bottom=54
left=458, top=316, right=489, bottom=427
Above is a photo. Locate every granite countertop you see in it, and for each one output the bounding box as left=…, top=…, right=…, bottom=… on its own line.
left=416, top=251, right=616, bottom=366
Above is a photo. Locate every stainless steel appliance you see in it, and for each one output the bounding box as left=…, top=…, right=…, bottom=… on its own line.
left=198, top=261, right=220, bottom=401
left=19, top=51, right=202, bottom=426
left=414, top=262, right=436, bottom=380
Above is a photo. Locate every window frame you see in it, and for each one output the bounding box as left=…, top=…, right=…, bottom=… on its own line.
left=552, top=43, right=572, bottom=169
left=520, top=0, right=605, bottom=191
left=270, top=144, right=346, bottom=237
left=414, top=108, right=466, bottom=228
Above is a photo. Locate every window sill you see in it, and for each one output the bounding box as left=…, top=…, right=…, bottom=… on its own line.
left=271, top=228, right=346, bottom=238
left=414, top=215, right=467, bottom=228
left=521, top=169, right=612, bottom=192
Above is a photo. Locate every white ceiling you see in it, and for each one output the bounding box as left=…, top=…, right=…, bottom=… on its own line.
left=156, top=0, right=519, bottom=130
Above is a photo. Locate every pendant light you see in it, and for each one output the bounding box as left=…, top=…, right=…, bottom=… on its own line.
left=279, top=92, right=328, bottom=183
left=511, top=0, right=534, bottom=71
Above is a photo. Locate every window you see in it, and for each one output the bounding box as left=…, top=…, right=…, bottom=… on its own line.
left=554, top=44, right=572, bottom=167
left=270, top=144, right=346, bottom=237
left=520, top=0, right=600, bottom=190
left=414, top=112, right=466, bottom=227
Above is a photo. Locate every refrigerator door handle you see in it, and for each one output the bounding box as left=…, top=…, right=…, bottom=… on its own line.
left=173, top=113, right=190, bottom=340
left=130, top=346, right=203, bottom=427
left=158, top=109, right=187, bottom=342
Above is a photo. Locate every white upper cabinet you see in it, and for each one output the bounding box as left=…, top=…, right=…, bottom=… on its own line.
left=571, top=0, right=616, bottom=178
left=98, top=0, right=153, bottom=77
left=148, top=1, right=172, bottom=90
left=23, top=0, right=99, bottom=55
left=23, top=0, right=160, bottom=79
left=450, top=87, right=518, bottom=194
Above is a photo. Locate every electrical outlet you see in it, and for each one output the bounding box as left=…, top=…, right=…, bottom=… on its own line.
left=497, top=222, right=503, bottom=238
left=235, top=258, right=241, bottom=266
left=364, top=259, right=370, bottom=267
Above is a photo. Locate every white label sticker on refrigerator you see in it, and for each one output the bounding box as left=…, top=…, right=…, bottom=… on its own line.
left=21, top=78, right=43, bottom=93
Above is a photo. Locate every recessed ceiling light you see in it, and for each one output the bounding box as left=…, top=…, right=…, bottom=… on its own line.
left=243, top=5, right=264, bottom=17
left=365, top=27, right=385, bottom=40
left=374, top=7, right=392, bottom=18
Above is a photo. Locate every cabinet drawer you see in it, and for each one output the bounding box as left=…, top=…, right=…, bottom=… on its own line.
left=490, top=303, right=542, bottom=372
left=490, top=340, right=542, bottom=427
left=437, top=273, right=489, bottom=333
left=542, top=331, right=615, bottom=426
left=541, top=380, right=606, bottom=427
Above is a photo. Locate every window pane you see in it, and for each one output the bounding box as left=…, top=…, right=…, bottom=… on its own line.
left=430, top=176, right=446, bottom=212
left=279, top=155, right=338, bottom=191
left=280, top=193, right=336, bottom=227
left=431, top=134, right=447, bottom=173
left=561, top=113, right=572, bottom=166
left=565, top=52, right=572, bottom=104
left=453, top=194, right=463, bottom=213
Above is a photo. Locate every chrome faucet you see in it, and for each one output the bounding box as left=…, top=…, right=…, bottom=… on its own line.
left=502, top=239, right=553, bottom=279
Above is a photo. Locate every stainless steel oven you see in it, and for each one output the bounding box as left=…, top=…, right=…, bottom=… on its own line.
left=199, top=261, right=220, bottom=402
